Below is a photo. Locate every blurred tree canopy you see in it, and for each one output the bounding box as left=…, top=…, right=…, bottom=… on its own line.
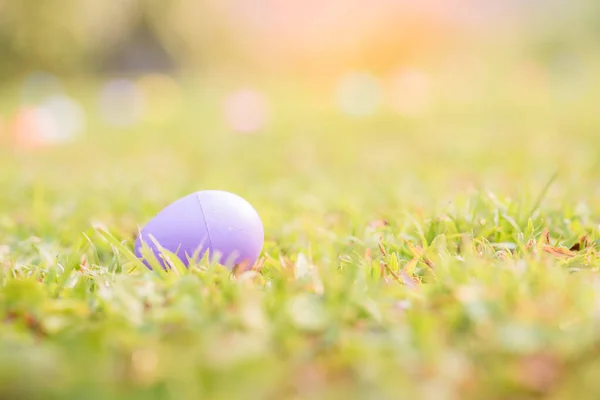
left=0, top=0, right=241, bottom=79
left=0, top=0, right=598, bottom=81
left=0, top=0, right=139, bottom=75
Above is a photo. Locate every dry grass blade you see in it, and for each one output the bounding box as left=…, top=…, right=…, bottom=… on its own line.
left=404, top=257, right=419, bottom=275
left=542, top=229, right=550, bottom=245
left=380, top=260, right=401, bottom=283
left=543, top=245, right=576, bottom=258
left=569, top=235, right=589, bottom=252
left=378, top=237, right=387, bottom=257
left=399, top=270, right=420, bottom=290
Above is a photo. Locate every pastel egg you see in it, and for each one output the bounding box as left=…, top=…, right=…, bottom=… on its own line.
left=135, top=190, right=264, bottom=270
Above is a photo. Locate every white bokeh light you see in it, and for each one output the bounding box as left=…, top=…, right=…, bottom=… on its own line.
left=98, top=79, right=144, bottom=127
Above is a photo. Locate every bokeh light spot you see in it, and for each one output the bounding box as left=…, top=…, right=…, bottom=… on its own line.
left=223, top=88, right=270, bottom=134
left=388, top=68, right=432, bottom=117
left=9, top=94, right=85, bottom=149
left=98, top=79, right=144, bottom=127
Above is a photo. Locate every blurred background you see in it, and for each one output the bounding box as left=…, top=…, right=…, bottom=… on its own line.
left=0, top=0, right=598, bottom=78
left=0, top=0, right=599, bottom=236
left=1, top=3, right=600, bottom=398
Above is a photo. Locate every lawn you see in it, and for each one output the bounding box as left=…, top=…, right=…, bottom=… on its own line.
left=1, top=60, right=600, bottom=399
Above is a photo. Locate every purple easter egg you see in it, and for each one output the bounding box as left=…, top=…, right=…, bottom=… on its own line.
left=134, top=190, right=264, bottom=270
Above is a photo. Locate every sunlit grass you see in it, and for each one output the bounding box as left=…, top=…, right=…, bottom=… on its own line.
left=0, top=65, right=600, bottom=399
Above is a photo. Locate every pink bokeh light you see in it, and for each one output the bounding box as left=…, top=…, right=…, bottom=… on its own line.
left=223, top=88, right=270, bottom=133
left=388, top=68, right=432, bottom=116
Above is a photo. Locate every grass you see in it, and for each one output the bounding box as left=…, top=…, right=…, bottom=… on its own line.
left=0, top=58, right=600, bottom=399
